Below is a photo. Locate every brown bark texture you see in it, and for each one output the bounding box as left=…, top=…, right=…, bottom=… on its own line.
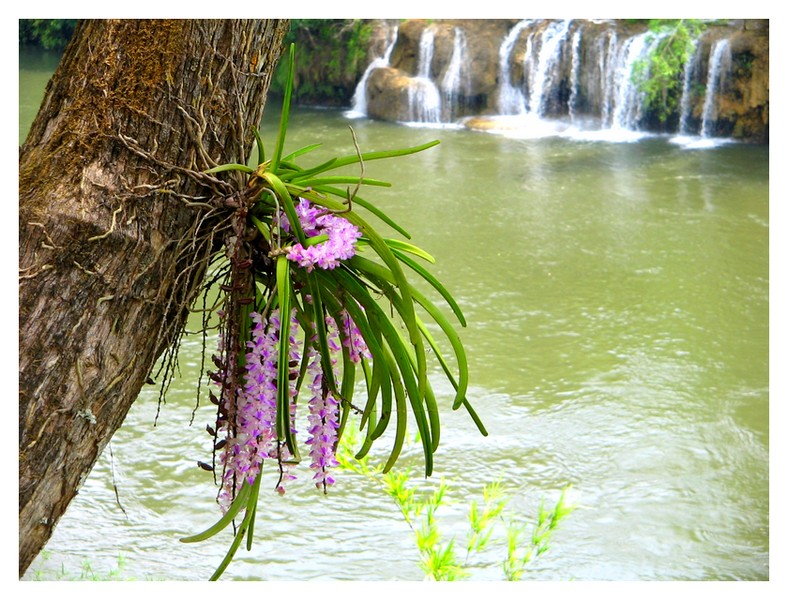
left=18, top=18, right=290, bottom=576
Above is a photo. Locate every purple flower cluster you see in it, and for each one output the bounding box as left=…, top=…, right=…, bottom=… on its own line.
left=339, top=308, right=372, bottom=363
left=303, top=311, right=369, bottom=492
left=216, top=309, right=300, bottom=511
left=282, top=198, right=361, bottom=271
left=304, top=340, right=340, bottom=491
left=213, top=302, right=372, bottom=507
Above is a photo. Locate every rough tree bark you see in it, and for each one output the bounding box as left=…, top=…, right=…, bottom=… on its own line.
left=19, top=19, right=290, bottom=576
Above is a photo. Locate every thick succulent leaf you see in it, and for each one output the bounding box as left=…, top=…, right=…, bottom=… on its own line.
left=204, top=162, right=255, bottom=174
left=276, top=255, right=299, bottom=457
left=208, top=475, right=262, bottom=581
left=330, top=267, right=433, bottom=475
left=390, top=248, right=466, bottom=327
left=179, top=480, right=252, bottom=543
left=302, top=139, right=441, bottom=175
left=282, top=142, right=323, bottom=163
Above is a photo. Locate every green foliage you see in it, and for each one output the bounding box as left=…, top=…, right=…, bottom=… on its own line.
left=19, top=19, right=77, bottom=50
left=338, top=425, right=574, bottom=581
left=502, top=488, right=574, bottom=581
left=273, top=20, right=374, bottom=103
left=31, top=551, right=139, bottom=581
left=633, top=20, right=707, bottom=124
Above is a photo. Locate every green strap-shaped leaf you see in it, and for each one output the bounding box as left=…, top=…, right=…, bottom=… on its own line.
left=313, top=271, right=391, bottom=439
left=390, top=313, right=441, bottom=453
left=279, top=157, right=338, bottom=182
left=305, top=275, right=338, bottom=396
left=204, top=163, right=255, bottom=174
left=331, top=267, right=433, bottom=475
left=358, top=271, right=441, bottom=454
left=180, top=479, right=252, bottom=543
left=270, top=43, right=295, bottom=173
left=377, top=338, right=408, bottom=473
left=344, top=212, right=429, bottom=403
left=208, top=474, right=262, bottom=581
left=355, top=363, right=378, bottom=460
left=308, top=185, right=412, bottom=239
left=252, top=126, right=266, bottom=168
left=250, top=214, right=271, bottom=244
left=278, top=159, right=304, bottom=173
left=262, top=171, right=306, bottom=246
left=390, top=248, right=466, bottom=326
left=290, top=175, right=392, bottom=189
left=382, top=238, right=436, bottom=263
left=282, top=142, right=323, bottom=163
left=297, top=139, right=441, bottom=175
left=347, top=254, right=474, bottom=420
left=276, top=255, right=298, bottom=457
left=407, top=285, right=468, bottom=412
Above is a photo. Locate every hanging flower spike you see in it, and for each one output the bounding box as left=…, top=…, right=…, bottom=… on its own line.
left=304, top=318, right=343, bottom=492
left=268, top=308, right=302, bottom=495
left=339, top=307, right=372, bottom=363
left=282, top=198, right=362, bottom=272
left=215, top=308, right=304, bottom=507
left=216, top=311, right=279, bottom=511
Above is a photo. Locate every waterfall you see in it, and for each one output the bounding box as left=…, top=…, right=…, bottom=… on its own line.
left=605, top=31, right=661, bottom=130
left=599, top=32, right=618, bottom=127
left=417, top=27, right=435, bottom=78
left=441, top=28, right=470, bottom=121
left=568, top=27, right=583, bottom=122
left=677, top=40, right=700, bottom=135
left=348, top=20, right=747, bottom=144
left=407, top=27, right=441, bottom=123
left=347, top=26, right=398, bottom=118
left=700, top=38, right=732, bottom=138
left=525, top=19, right=573, bottom=117
left=497, top=19, right=533, bottom=114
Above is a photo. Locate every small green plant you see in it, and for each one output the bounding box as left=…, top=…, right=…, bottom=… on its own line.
left=338, top=426, right=574, bottom=581
left=633, top=19, right=707, bottom=123
left=31, top=551, right=135, bottom=581
left=502, top=488, right=574, bottom=581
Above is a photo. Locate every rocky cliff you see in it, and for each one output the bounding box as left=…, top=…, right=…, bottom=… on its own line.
left=290, top=19, right=768, bottom=143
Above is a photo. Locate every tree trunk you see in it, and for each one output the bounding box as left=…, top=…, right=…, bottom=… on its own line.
left=19, top=19, right=290, bottom=577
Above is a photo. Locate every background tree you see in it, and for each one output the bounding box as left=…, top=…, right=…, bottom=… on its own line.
left=19, top=19, right=290, bottom=577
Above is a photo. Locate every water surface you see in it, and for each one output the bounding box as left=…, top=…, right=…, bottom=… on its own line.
left=20, top=52, right=768, bottom=581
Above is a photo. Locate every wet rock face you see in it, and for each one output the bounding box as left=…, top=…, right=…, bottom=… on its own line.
left=354, top=19, right=768, bottom=142
left=366, top=66, right=414, bottom=123
left=719, top=29, right=769, bottom=141
left=365, top=19, right=515, bottom=122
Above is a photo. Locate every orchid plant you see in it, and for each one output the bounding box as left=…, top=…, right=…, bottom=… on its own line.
left=180, top=44, right=487, bottom=580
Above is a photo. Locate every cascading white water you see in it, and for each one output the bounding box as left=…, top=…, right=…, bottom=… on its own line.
left=568, top=27, right=584, bottom=122
left=441, top=27, right=470, bottom=121
left=416, top=27, right=434, bottom=78
left=677, top=40, right=700, bottom=134
left=407, top=27, right=441, bottom=123
left=700, top=38, right=732, bottom=138
left=347, top=26, right=398, bottom=118
left=524, top=19, right=573, bottom=117
left=497, top=19, right=533, bottom=114
left=606, top=31, right=660, bottom=130
left=350, top=20, right=740, bottom=143
left=599, top=32, right=618, bottom=127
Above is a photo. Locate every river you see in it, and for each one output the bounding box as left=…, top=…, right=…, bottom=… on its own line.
left=20, top=47, right=769, bottom=581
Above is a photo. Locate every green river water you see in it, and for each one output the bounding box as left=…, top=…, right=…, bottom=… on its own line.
left=20, top=47, right=769, bottom=581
